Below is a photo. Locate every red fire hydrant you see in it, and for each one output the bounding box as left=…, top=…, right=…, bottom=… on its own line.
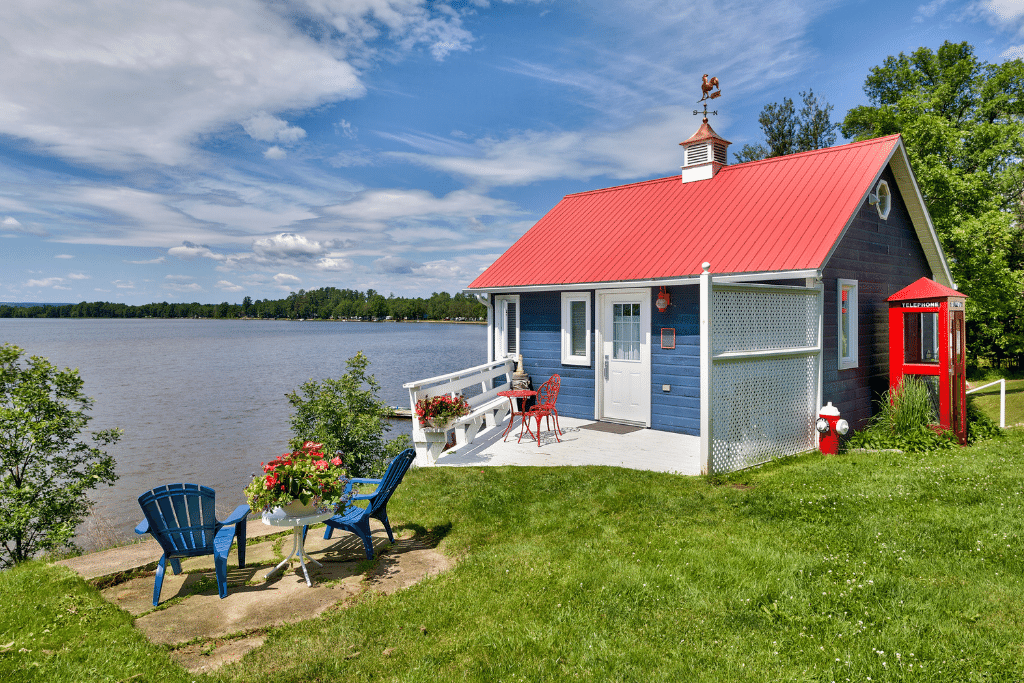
left=815, top=402, right=849, bottom=455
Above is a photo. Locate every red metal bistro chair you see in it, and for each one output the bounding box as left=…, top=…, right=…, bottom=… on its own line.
left=519, top=374, right=562, bottom=446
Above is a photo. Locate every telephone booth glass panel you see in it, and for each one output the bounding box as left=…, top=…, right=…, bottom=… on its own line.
left=903, top=311, right=939, bottom=364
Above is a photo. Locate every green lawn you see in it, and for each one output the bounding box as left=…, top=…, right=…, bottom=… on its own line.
left=970, top=377, right=1024, bottom=427
left=4, top=432, right=1024, bottom=682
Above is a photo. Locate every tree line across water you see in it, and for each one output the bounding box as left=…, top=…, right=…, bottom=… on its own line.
left=0, top=287, right=487, bottom=322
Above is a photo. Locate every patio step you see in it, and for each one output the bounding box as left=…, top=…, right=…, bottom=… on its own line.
left=55, top=520, right=283, bottom=581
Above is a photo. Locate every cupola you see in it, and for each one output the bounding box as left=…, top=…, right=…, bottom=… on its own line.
left=680, top=120, right=731, bottom=184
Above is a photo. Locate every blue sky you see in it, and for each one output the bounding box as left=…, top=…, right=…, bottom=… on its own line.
left=1, top=0, right=1022, bottom=304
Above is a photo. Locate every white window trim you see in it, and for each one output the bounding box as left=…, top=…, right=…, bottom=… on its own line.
left=494, top=294, right=520, bottom=360
left=874, top=180, right=891, bottom=220
left=838, top=279, right=858, bottom=370
left=561, top=292, right=592, bottom=366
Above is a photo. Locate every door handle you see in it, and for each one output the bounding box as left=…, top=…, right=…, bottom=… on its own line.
left=604, top=355, right=609, bottom=380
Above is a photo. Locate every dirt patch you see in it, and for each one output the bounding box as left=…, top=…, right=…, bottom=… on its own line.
left=99, top=524, right=455, bottom=673
left=365, top=536, right=454, bottom=595
left=170, top=635, right=268, bottom=673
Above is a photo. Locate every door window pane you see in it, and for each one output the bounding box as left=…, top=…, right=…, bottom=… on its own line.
left=613, top=303, right=641, bottom=361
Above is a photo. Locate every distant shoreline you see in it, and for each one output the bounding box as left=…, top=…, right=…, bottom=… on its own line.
left=0, top=315, right=486, bottom=325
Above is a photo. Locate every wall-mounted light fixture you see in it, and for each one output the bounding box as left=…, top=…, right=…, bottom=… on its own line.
left=656, top=286, right=671, bottom=313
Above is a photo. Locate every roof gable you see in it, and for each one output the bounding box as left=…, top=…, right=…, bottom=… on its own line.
left=468, top=135, right=953, bottom=290
left=888, top=277, right=965, bottom=301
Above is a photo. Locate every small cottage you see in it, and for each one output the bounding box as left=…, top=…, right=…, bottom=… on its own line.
left=465, top=121, right=955, bottom=474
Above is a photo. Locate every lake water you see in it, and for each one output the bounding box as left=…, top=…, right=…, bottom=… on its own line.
left=0, top=318, right=485, bottom=550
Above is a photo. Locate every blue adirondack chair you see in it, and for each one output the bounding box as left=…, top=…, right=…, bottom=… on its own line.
left=313, top=449, right=416, bottom=559
left=135, top=483, right=249, bottom=606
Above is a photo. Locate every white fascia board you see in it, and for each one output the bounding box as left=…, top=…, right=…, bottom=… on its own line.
left=463, top=269, right=820, bottom=295
left=820, top=138, right=955, bottom=290
left=888, top=141, right=955, bottom=289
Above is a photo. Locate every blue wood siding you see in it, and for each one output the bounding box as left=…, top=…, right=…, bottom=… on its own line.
left=650, top=286, right=700, bottom=435
left=518, top=291, right=596, bottom=420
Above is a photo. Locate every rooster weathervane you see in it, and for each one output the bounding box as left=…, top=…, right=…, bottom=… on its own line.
left=693, top=74, right=721, bottom=122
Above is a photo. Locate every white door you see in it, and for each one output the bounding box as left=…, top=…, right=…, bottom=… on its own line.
left=599, top=291, right=650, bottom=424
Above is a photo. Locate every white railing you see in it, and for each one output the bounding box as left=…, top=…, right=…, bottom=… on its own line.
left=403, top=359, right=515, bottom=465
left=966, top=378, right=1006, bottom=429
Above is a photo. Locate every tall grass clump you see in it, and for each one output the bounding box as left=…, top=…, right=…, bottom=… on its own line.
left=847, top=376, right=958, bottom=451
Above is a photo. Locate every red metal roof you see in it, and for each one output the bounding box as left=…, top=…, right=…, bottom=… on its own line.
left=468, top=135, right=902, bottom=290
left=887, top=277, right=965, bottom=301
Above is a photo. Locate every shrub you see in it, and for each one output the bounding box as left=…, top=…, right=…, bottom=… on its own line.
left=286, top=352, right=409, bottom=478
left=847, top=376, right=957, bottom=452
left=0, top=344, right=121, bottom=567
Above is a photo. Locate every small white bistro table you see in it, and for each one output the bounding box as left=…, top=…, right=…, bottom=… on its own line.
left=261, top=507, right=335, bottom=586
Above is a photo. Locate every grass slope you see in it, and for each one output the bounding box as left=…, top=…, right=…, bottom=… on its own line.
left=4, top=432, right=1024, bottom=682
left=970, top=377, right=1024, bottom=427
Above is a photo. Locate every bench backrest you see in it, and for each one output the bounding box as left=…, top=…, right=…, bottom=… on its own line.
left=404, top=359, right=515, bottom=432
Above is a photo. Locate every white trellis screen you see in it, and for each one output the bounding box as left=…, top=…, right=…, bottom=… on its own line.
left=699, top=269, right=823, bottom=475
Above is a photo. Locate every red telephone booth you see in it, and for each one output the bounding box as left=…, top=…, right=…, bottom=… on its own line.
left=887, top=278, right=967, bottom=444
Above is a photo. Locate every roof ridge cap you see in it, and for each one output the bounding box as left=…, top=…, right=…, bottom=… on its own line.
left=727, top=134, right=901, bottom=170
left=565, top=175, right=679, bottom=198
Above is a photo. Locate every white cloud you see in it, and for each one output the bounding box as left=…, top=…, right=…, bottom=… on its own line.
left=977, top=0, right=1024, bottom=24
left=264, top=146, right=288, bottom=160
left=55, top=254, right=74, bottom=259
left=3, top=217, right=21, bottom=227
left=25, top=277, right=64, bottom=288
left=165, top=274, right=194, bottom=281
left=274, top=272, right=301, bottom=284
left=315, top=256, right=354, bottom=271
left=114, top=280, right=135, bottom=289
left=916, top=0, right=956, bottom=20
left=375, top=255, right=417, bottom=274
left=0, top=0, right=473, bottom=168
left=326, top=188, right=518, bottom=223
left=217, top=279, right=244, bottom=291
left=127, top=257, right=166, bottom=264
left=253, top=233, right=326, bottom=259
left=336, top=119, right=356, bottom=139
left=243, top=112, right=307, bottom=144
left=164, top=281, right=203, bottom=292
left=67, top=272, right=90, bottom=280
left=388, top=108, right=696, bottom=188
left=169, top=241, right=225, bottom=260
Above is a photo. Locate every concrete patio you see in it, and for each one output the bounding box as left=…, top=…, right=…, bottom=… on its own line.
left=431, top=414, right=702, bottom=475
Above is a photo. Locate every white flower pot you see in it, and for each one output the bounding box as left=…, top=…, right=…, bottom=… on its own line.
left=280, top=499, right=319, bottom=517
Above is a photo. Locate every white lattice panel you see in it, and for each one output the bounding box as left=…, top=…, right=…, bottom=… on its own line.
left=705, top=283, right=821, bottom=475
left=712, top=286, right=819, bottom=355
left=711, top=355, right=818, bottom=473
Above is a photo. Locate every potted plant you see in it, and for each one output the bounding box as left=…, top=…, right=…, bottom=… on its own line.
left=415, top=394, right=471, bottom=430
left=244, top=441, right=349, bottom=517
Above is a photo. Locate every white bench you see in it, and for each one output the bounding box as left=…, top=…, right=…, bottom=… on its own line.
left=403, top=359, right=515, bottom=466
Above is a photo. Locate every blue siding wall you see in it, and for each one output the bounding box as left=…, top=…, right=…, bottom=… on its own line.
left=518, top=291, right=596, bottom=420
left=650, top=286, right=700, bottom=435
left=514, top=287, right=700, bottom=432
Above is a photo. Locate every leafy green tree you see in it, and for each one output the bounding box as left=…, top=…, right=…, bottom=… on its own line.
left=734, top=89, right=838, bottom=162
left=0, top=344, right=121, bottom=567
left=286, top=352, right=409, bottom=478
left=841, top=41, right=1024, bottom=365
